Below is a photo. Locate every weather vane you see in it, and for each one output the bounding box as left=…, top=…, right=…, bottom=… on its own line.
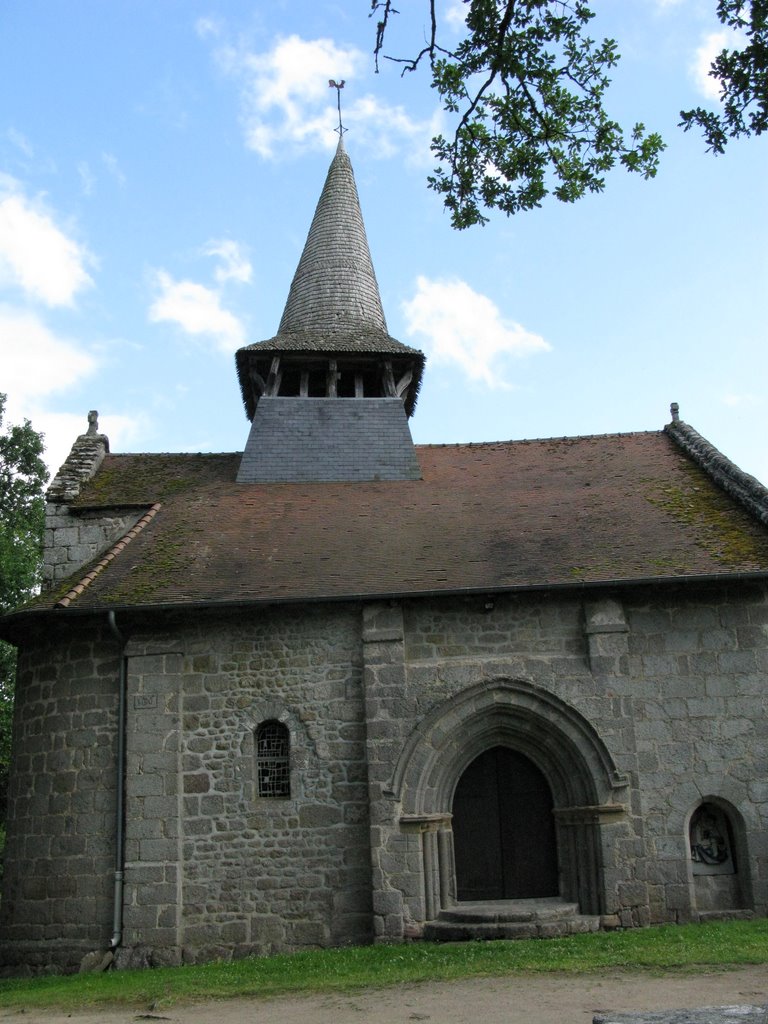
left=328, top=79, right=347, bottom=137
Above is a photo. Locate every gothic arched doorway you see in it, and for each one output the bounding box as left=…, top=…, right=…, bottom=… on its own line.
left=452, top=746, right=559, bottom=901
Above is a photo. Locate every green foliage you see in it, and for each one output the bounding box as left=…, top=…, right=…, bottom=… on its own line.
left=372, top=0, right=665, bottom=227
left=374, top=0, right=767, bottom=227
left=680, top=0, right=768, bottom=152
left=0, top=394, right=47, bottom=824
left=0, top=919, right=767, bottom=1010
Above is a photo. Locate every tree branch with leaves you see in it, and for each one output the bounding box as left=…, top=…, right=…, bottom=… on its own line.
left=373, top=0, right=767, bottom=228
left=0, top=395, right=47, bottom=828
left=372, top=0, right=665, bottom=227
left=679, top=0, right=768, bottom=153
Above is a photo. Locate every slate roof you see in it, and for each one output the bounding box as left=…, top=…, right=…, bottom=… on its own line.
left=18, top=427, right=768, bottom=617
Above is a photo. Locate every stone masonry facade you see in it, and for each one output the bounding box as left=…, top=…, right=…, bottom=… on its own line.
left=118, top=604, right=372, bottom=966
left=2, top=581, right=766, bottom=970
left=42, top=426, right=144, bottom=591
left=0, top=622, right=119, bottom=971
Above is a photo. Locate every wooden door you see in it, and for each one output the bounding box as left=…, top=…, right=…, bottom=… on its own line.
left=452, top=747, right=558, bottom=901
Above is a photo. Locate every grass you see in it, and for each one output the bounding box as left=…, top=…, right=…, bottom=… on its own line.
left=0, top=919, right=767, bottom=1012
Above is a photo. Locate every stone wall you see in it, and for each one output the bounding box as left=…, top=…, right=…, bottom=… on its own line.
left=2, top=579, right=766, bottom=972
left=626, top=583, right=768, bottom=923
left=117, top=603, right=372, bottom=967
left=43, top=504, right=143, bottom=590
left=362, top=582, right=768, bottom=941
left=41, top=419, right=144, bottom=592
left=0, top=621, right=119, bottom=972
left=362, top=594, right=641, bottom=940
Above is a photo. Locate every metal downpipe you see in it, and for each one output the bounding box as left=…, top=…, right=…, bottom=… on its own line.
left=107, top=610, right=127, bottom=951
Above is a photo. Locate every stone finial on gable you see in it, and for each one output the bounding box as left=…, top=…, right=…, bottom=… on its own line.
left=86, top=409, right=102, bottom=436
left=47, top=410, right=110, bottom=503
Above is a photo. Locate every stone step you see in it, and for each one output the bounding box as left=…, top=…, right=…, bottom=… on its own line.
left=423, top=898, right=601, bottom=942
left=423, top=916, right=601, bottom=942
left=437, top=897, right=580, bottom=924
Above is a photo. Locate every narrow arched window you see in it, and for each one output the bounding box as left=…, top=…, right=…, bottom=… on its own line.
left=256, top=720, right=290, bottom=798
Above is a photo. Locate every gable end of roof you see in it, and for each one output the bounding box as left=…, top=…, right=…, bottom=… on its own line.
left=666, top=419, right=768, bottom=527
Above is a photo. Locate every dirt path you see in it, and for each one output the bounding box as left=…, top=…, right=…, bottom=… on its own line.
left=1, top=966, right=766, bottom=1024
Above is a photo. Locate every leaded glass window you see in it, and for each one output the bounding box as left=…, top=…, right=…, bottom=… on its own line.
left=256, top=720, right=290, bottom=798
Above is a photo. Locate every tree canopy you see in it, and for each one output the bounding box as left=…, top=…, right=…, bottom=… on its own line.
left=679, top=0, right=768, bottom=153
left=372, top=0, right=768, bottom=228
left=0, top=395, right=47, bottom=825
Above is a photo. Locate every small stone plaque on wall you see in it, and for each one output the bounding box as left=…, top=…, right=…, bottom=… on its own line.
left=134, top=694, right=158, bottom=710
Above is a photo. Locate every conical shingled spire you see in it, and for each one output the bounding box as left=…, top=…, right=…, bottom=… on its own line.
left=279, top=137, right=387, bottom=335
left=235, top=137, right=424, bottom=482
left=235, top=139, right=424, bottom=423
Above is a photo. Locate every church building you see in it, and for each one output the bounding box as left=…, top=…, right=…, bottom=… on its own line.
left=2, top=139, right=768, bottom=973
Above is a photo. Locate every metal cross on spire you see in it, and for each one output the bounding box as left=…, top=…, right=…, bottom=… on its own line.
left=328, top=79, right=347, bottom=137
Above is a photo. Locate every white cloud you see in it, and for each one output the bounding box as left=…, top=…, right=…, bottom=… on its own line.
left=18, top=409, right=140, bottom=480
left=210, top=34, right=434, bottom=161
left=195, top=16, right=221, bottom=40
left=444, top=0, right=468, bottom=29
left=342, top=94, right=438, bottom=164
left=149, top=270, right=246, bottom=352
left=691, top=28, right=747, bottom=101
left=0, top=182, right=94, bottom=306
left=7, top=128, right=33, bottom=158
left=205, top=239, right=252, bottom=285
left=220, top=35, right=363, bottom=157
left=0, top=305, right=102, bottom=475
left=722, top=391, right=759, bottom=408
left=101, top=151, right=126, bottom=187
left=402, top=276, right=550, bottom=388
left=0, top=305, right=97, bottom=398
left=78, top=161, right=95, bottom=197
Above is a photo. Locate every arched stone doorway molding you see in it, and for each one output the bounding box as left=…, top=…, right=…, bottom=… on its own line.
left=390, top=679, right=629, bottom=920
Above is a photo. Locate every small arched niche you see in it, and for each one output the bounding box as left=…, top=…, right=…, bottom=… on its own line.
left=688, top=798, right=751, bottom=916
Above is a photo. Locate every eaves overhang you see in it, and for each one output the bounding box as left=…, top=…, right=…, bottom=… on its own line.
left=4, top=568, right=767, bottom=640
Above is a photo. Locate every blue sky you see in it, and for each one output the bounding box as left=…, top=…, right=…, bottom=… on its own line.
left=1, top=1, right=766, bottom=486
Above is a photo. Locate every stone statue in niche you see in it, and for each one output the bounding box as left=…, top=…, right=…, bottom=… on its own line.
left=690, top=803, right=735, bottom=875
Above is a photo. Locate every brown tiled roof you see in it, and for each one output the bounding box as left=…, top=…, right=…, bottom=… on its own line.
left=20, top=431, right=768, bottom=615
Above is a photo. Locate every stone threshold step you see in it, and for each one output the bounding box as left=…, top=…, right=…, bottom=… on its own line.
left=437, top=898, right=580, bottom=924
left=423, top=915, right=600, bottom=942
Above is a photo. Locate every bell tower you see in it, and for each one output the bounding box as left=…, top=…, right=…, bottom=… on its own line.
left=235, top=137, right=424, bottom=483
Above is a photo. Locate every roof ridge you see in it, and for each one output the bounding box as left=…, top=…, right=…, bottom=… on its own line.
left=416, top=430, right=664, bottom=449
left=96, top=451, right=240, bottom=459
left=665, top=420, right=768, bottom=526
